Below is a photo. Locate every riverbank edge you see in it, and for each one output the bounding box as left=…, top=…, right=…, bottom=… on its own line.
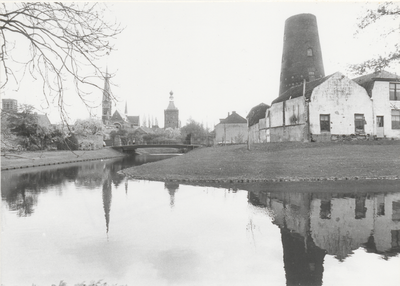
left=120, top=173, right=400, bottom=194
left=1, top=148, right=126, bottom=171
left=121, top=173, right=400, bottom=184
left=119, top=141, right=400, bottom=186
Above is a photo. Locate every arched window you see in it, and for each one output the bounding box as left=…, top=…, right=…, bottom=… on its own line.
left=307, top=48, right=313, bottom=57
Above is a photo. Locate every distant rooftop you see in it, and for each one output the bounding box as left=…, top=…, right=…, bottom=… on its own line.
left=218, top=111, right=247, bottom=124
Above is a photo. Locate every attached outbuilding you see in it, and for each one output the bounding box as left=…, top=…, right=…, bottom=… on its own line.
left=247, top=103, right=270, bottom=143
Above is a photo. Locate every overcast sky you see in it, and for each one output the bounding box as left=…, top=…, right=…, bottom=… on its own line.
left=3, top=1, right=399, bottom=128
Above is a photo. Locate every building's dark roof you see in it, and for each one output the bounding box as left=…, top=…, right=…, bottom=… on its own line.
left=219, top=111, right=247, bottom=124
left=352, top=70, right=400, bottom=97
left=246, top=103, right=270, bottom=127
left=111, top=110, right=124, bottom=122
left=126, top=116, right=140, bottom=126
left=36, top=114, right=51, bottom=127
left=272, top=73, right=335, bottom=104
left=134, top=126, right=154, bottom=135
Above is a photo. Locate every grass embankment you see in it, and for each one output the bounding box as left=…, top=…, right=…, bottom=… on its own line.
left=120, top=141, right=400, bottom=184
left=1, top=147, right=125, bottom=171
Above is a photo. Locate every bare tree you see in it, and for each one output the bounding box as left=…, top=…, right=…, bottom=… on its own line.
left=350, top=2, right=400, bottom=74
left=0, top=2, right=123, bottom=123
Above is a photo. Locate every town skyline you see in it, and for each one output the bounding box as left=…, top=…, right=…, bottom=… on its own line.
left=2, top=1, right=399, bottom=128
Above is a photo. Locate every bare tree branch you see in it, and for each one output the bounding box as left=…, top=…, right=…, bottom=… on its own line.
left=0, top=2, right=123, bottom=124
left=350, top=2, right=400, bottom=74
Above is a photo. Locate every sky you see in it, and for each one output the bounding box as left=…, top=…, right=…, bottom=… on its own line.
left=2, top=1, right=399, bottom=129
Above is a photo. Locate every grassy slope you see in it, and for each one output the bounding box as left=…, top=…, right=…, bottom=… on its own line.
left=121, top=141, right=400, bottom=182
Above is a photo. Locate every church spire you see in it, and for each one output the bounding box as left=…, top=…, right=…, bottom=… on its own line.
left=125, top=100, right=128, bottom=116
left=102, top=68, right=111, bottom=102
left=102, top=68, right=112, bottom=124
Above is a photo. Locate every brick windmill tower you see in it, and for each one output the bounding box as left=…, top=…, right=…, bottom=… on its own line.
left=279, top=14, right=325, bottom=95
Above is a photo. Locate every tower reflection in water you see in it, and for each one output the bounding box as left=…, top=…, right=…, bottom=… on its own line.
left=248, top=189, right=400, bottom=286
left=165, top=182, right=179, bottom=208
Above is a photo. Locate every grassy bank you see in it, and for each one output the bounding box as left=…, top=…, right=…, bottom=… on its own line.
left=120, top=141, right=400, bottom=183
left=1, top=147, right=125, bottom=171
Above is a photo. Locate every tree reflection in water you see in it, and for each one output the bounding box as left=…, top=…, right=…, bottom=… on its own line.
left=1, top=155, right=173, bottom=219
left=1, top=166, right=80, bottom=217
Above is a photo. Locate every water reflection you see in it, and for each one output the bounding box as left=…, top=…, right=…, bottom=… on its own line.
left=103, top=175, right=112, bottom=233
left=1, top=157, right=399, bottom=286
left=1, top=155, right=174, bottom=233
left=165, top=182, right=179, bottom=208
left=248, top=189, right=400, bottom=285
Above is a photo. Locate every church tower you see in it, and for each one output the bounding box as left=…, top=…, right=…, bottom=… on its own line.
left=102, top=70, right=112, bottom=125
left=279, top=14, right=325, bottom=95
left=164, top=91, right=179, bottom=129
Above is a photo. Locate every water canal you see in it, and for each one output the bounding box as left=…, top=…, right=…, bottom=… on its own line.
left=1, top=155, right=399, bottom=286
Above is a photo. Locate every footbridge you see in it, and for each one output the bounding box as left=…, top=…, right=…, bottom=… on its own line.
left=112, top=144, right=201, bottom=153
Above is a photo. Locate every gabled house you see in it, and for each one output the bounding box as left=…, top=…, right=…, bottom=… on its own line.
left=215, top=111, right=248, bottom=144
left=352, top=71, right=400, bottom=139
left=267, top=72, right=374, bottom=142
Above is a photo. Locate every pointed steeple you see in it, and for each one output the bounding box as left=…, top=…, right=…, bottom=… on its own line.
left=102, top=68, right=112, bottom=125
left=125, top=100, right=128, bottom=116
left=166, top=91, right=178, bottom=110
left=102, top=68, right=111, bottom=102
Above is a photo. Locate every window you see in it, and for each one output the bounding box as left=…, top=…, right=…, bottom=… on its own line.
left=393, top=201, right=400, bottom=221
left=377, top=116, right=384, bottom=127
left=307, top=48, right=313, bottom=57
left=354, top=114, right=365, bottom=133
left=377, top=195, right=385, bottom=216
left=355, top=196, right=367, bottom=219
left=390, top=83, right=400, bottom=100
left=320, top=200, right=331, bottom=219
left=392, top=230, right=400, bottom=249
left=320, top=114, right=330, bottom=132
left=392, top=110, right=400, bottom=129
